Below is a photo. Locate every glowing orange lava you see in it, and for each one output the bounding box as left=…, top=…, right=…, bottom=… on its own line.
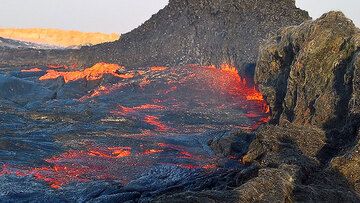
left=79, top=83, right=126, bottom=101
left=144, top=115, right=169, bottom=132
left=88, top=147, right=131, bottom=159
left=0, top=142, right=215, bottom=189
left=39, top=63, right=133, bottom=83
left=21, top=68, right=42, bottom=72
left=143, top=149, right=164, bottom=155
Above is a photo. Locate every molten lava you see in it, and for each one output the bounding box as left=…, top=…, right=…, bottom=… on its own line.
left=39, top=63, right=132, bottom=83
left=144, top=115, right=170, bottom=132
left=0, top=141, right=216, bottom=189
left=2, top=63, right=271, bottom=191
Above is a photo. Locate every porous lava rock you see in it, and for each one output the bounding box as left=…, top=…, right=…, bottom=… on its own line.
left=255, top=11, right=360, bottom=130
left=154, top=11, right=360, bottom=203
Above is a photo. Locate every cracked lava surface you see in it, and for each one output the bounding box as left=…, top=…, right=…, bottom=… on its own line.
left=0, top=62, right=269, bottom=200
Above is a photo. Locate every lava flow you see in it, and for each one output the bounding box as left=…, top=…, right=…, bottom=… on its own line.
left=1, top=62, right=270, bottom=191
left=39, top=62, right=134, bottom=83
left=0, top=142, right=216, bottom=189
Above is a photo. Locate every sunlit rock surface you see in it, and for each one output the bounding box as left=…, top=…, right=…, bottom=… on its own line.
left=0, top=28, right=119, bottom=48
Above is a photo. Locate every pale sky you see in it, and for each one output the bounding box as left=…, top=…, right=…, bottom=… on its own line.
left=0, top=0, right=359, bottom=34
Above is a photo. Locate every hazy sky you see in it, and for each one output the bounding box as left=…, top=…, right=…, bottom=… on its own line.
left=0, top=0, right=359, bottom=34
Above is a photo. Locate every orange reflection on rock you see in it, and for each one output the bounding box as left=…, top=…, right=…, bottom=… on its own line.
left=21, top=68, right=42, bottom=72
left=88, top=147, right=131, bottom=159
left=217, top=64, right=269, bottom=112
left=139, top=77, right=151, bottom=88
left=39, top=63, right=131, bottom=83
left=108, top=147, right=132, bottom=158
left=142, top=149, right=164, bottom=155
left=79, top=83, right=126, bottom=101
left=113, top=104, right=166, bottom=116
left=150, top=66, right=168, bottom=72
left=202, top=164, right=217, bottom=170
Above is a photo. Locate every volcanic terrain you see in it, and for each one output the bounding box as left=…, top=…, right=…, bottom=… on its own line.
left=0, top=0, right=359, bottom=202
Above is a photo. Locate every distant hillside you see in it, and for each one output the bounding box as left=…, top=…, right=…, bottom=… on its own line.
left=80, top=0, right=310, bottom=73
left=0, top=0, right=310, bottom=73
left=0, top=37, right=60, bottom=49
left=0, top=28, right=120, bottom=48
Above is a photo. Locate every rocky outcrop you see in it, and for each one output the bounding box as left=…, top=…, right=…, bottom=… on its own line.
left=246, top=11, right=360, bottom=201
left=153, top=11, right=360, bottom=202
left=332, top=130, right=360, bottom=194
left=0, top=0, right=310, bottom=74
left=255, top=11, right=360, bottom=130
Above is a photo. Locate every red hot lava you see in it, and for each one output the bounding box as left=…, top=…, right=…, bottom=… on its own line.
left=144, top=115, right=170, bottom=132
left=0, top=142, right=216, bottom=189
left=39, top=62, right=134, bottom=83
left=3, top=63, right=271, bottom=190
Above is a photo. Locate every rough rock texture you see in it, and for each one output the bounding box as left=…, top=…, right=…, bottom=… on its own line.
left=208, top=131, right=255, bottom=157
left=153, top=12, right=360, bottom=202
left=82, top=0, right=309, bottom=71
left=0, top=0, right=310, bottom=74
left=247, top=11, right=360, bottom=201
left=331, top=130, right=360, bottom=193
left=255, top=11, right=360, bottom=130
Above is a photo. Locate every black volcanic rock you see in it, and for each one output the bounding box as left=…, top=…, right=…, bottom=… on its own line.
left=81, top=0, right=309, bottom=72
left=0, top=0, right=310, bottom=73
left=255, top=11, right=360, bottom=130
left=245, top=11, right=360, bottom=201
left=153, top=12, right=360, bottom=203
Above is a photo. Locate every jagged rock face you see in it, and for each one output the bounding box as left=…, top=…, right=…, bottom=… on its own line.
left=80, top=0, right=309, bottom=73
left=255, top=11, right=360, bottom=130
left=331, top=130, right=360, bottom=194
left=246, top=11, right=360, bottom=201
